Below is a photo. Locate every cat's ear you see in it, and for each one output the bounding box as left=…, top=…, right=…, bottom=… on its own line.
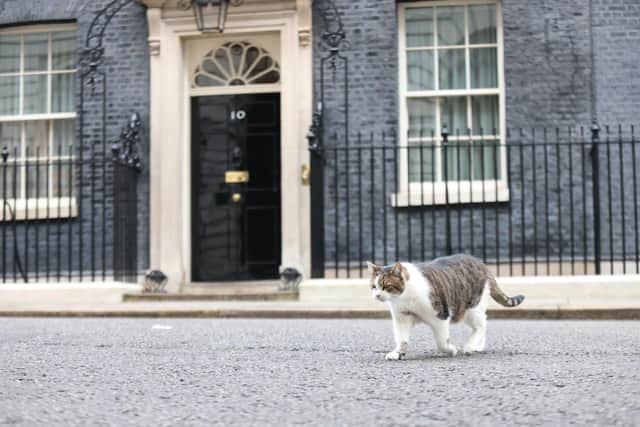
left=367, top=261, right=381, bottom=274
left=393, top=262, right=410, bottom=281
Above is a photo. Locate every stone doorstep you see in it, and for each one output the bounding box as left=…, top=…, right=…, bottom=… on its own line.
left=122, top=291, right=298, bottom=302
left=123, top=281, right=298, bottom=302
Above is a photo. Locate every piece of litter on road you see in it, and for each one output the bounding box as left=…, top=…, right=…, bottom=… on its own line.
left=152, top=325, right=173, bottom=330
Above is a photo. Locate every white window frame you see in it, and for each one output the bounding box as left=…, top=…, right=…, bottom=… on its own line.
left=397, top=0, right=508, bottom=206
left=0, top=23, right=77, bottom=220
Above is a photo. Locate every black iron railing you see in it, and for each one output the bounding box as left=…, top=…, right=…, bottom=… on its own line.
left=1, top=147, right=83, bottom=282
left=311, top=124, right=639, bottom=278
left=0, top=114, right=141, bottom=283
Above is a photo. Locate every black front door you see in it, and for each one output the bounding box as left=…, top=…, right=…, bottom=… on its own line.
left=191, top=93, right=281, bottom=281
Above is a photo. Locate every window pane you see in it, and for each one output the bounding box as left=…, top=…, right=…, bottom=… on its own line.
left=472, top=140, right=500, bottom=180
left=52, top=161, right=74, bottom=197
left=407, top=50, right=434, bottom=90
left=214, top=47, right=231, bottom=76
left=0, top=122, right=21, bottom=150
left=443, top=141, right=471, bottom=181
left=437, top=6, right=465, bottom=46
left=408, top=143, right=435, bottom=182
left=0, top=164, right=19, bottom=199
left=471, top=95, right=499, bottom=135
left=406, top=8, right=433, bottom=47
left=26, top=161, right=49, bottom=198
left=440, top=96, right=467, bottom=134
left=251, top=70, right=279, bottom=84
left=469, top=5, right=497, bottom=44
left=25, top=120, right=48, bottom=158
left=0, top=75, right=19, bottom=115
left=194, top=73, right=223, bottom=87
left=0, top=132, right=20, bottom=198
left=53, top=119, right=75, bottom=156
left=23, top=74, right=47, bottom=114
left=438, top=49, right=465, bottom=90
left=52, top=73, right=75, bottom=113
left=0, top=35, right=21, bottom=73
left=229, top=42, right=243, bottom=74
left=470, top=47, right=497, bottom=88
left=52, top=31, right=76, bottom=70
left=24, top=33, right=49, bottom=72
left=408, top=98, right=436, bottom=137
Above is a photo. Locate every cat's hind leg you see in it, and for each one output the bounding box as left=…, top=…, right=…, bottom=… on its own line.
left=429, top=318, right=458, bottom=356
left=463, top=307, right=487, bottom=353
left=463, top=291, right=488, bottom=354
left=386, top=312, right=414, bottom=361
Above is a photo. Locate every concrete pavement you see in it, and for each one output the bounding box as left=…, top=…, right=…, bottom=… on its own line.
left=1, top=318, right=639, bottom=426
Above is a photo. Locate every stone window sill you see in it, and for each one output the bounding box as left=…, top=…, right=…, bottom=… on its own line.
left=0, top=198, right=78, bottom=221
left=391, top=181, right=510, bottom=207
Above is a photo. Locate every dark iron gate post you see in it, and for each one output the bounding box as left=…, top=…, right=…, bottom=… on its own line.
left=308, top=107, right=324, bottom=278
left=441, top=125, right=452, bottom=255
left=590, top=122, right=602, bottom=274
left=112, top=113, right=143, bottom=283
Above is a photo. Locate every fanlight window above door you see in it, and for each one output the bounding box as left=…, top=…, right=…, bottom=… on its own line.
left=193, top=41, right=280, bottom=88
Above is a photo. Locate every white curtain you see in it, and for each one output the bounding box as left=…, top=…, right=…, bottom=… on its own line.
left=407, top=98, right=436, bottom=137
left=23, top=75, right=47, bottom=114
left=407, top=50, right=434, bottom=91
left=0, top=76, right=18, bottom=115
left=52, top=32, right=75, bottom=70
left=0, top=34, right=20, bottom=115
left=406, top=7, right=433, bottom=48
left=0, top=123, right=20, bottom=198
left=408, top=144, right=435, bottom=183
left=52, top=73, right=75, bottom=113
left=53, top=119, right=75, bottom=156
left=469, top=5, right=497, bottom=44
left=23, top=33, right=48, bottom=72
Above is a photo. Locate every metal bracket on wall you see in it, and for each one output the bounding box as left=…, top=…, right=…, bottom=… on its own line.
left=112, top=112, right=143, bottom=172
left=316, top=0, right=350, bottom=82
left=306, top=102, right=324, bottom=155
left=80, top=0, right=135, bottom=94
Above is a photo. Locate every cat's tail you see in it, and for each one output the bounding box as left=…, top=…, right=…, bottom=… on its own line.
left=487, top=277, right=525, bottom=307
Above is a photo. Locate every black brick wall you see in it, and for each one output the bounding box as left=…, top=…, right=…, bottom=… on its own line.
left=592, top=0, right=640, bottom=124
left=503, top=0, right=593, bottom=127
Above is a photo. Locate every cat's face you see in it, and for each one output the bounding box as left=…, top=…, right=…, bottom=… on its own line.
left=367, top=262, right=408, bottom=302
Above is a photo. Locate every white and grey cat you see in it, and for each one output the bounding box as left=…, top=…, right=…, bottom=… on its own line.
left=367, top=254, right=524, bottom=360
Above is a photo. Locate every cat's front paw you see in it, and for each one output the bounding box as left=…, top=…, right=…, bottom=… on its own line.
left=445, top=345, right=458, bottom=357
left=463, top=344, right=484, bottom=354
left=385, top=351, right=403, bottom=361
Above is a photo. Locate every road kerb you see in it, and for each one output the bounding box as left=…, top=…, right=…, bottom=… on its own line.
left=0, top=307, right=638, bottom=319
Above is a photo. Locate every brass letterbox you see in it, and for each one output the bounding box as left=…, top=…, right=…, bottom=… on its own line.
left=225, top=170, right=250, bottom=183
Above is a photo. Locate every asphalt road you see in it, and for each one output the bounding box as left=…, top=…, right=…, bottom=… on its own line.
left=1, top=318, right=638, bottom=426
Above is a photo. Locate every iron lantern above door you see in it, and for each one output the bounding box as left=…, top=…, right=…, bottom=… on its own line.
left=179, top=0, right=243, bottom=33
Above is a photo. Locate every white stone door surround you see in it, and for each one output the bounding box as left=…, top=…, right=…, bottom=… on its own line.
left=140, top=0, right=312, bottom=291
